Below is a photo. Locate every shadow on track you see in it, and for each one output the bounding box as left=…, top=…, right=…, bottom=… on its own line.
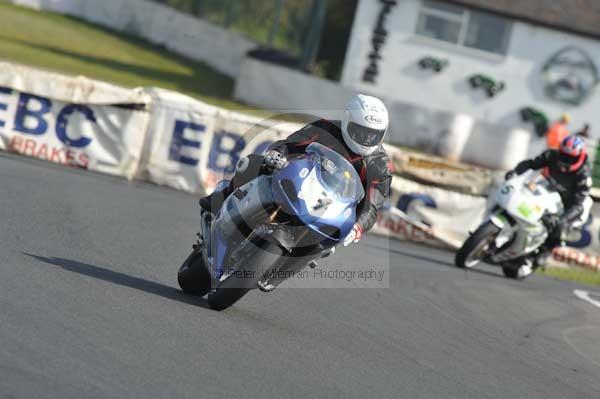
left=23, top=253, right=211, bottom=309
left=364, top=242, right=505, bottom=279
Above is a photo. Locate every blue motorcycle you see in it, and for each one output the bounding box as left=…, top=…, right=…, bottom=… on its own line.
left=177, top=143, right=365, bottom=310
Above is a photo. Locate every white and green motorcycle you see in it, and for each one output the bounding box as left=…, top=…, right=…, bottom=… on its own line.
left=455, top=170, right=580, bottom=279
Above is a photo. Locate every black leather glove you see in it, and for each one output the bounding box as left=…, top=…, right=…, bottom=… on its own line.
left=505, top=170, right=516, bottom=180
left=264, top=150, right=288, bottom=170
left=542, top=213, right=559, bottom=232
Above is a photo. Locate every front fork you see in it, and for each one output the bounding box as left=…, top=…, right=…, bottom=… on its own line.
left=489, top=211, right=514, bottom=249
left=202, top=205, right=286, bottom=290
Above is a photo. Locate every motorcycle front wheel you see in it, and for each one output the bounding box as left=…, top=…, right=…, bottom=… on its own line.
left=455, top=221, right=500, bottom=269
left=207, top=241, right=284, bottom=311
left=178, top=250, right=211, bottom=297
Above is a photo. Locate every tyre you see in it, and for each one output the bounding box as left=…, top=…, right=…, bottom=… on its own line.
left=207, top=242, right=284, bottom=311
left=207, top=284, right=252, bottom=312
left=502, top=266, right=520, bottom=279
left=455, top=221, right=500, bottom=269
left=178, top=250, right=211, bottom=296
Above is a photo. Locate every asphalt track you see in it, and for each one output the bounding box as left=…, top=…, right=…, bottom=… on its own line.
left=1, top=152, right=600, bottom=399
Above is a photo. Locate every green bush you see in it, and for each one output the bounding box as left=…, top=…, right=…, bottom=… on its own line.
left=153, top=0, right=358, bottom=80
left=153, top=0, right=312, bottom=55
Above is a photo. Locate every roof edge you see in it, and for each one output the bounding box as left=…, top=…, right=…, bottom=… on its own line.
left=442, top=0, right=600, bottom=41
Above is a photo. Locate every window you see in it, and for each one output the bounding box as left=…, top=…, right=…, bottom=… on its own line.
left=416, top=0, right=512, bottom=55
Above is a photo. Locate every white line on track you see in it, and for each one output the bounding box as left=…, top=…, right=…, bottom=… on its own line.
left=574, top=289, right=600, bottom=309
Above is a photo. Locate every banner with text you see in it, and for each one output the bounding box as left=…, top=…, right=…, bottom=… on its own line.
left=372, top=176, right=487, bottom=249
left=0, top=65, right=150, bottom=179
left=140, top=88, right=301, bottom=195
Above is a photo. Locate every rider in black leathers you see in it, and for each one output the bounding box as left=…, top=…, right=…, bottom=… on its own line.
left=505, top=135, right=591, bottom=265
left=199, top=94, right=393, bottom=247
left=267, top=119, right=393, bottom=237
left=199, top=95, right=393, bottom=291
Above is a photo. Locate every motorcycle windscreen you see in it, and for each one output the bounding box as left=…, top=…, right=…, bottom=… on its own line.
left=272, top=143, right=364, bottom=243
left=304, top=142, right=365, bottom=203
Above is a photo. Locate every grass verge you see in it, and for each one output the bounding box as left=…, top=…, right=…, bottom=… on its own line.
left=0, top=0, right=252, bottom=110
left=538, top=267, right=600, bottom=286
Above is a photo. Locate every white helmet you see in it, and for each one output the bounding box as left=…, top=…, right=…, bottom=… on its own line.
left=341, top=94, right=389, bottom=156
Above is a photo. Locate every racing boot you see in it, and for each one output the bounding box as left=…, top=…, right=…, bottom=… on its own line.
left=534, top=238, right=563, bottom=269
left=517, top=258, right=534, bottom=279
left=535, top=216, right=563, bottom=269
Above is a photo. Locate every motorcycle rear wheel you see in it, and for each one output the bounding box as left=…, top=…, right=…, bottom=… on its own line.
left=502, top=266, right=520, bottom=279
left=455, top=221, right=500, bottom=269
left=502, top=263, right=533, bottom=280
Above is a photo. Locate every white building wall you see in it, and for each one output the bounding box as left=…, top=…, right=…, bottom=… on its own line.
left=235, top=56, right=536, bottom=170
left=342, top=0, right=600, bottom=133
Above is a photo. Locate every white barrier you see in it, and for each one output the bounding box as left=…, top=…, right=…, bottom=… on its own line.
left=234, top=57, right=546, bottom=170
left=0, top=63, right=307, bottom=194
left=2, top=61, right=600, bottom=271
left=460, top=123, right=532, bottom=170
left=140, top=88, right=301, bottom=195
left=235, top=57, right=356, bottom=110
left=372, top=175, right=487, bottom=249
left=10, top=0, right=257, bottom=77
left=436, top=114, right=474, bottom=163
left=371, top=207, right=453, bottom=249
left=0, top=64, right=150, bottom=179
left=0, top=62, right=149, bottom=105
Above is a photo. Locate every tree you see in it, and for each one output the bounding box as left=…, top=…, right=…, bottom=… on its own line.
left=315, top=0, right=358, bottom=80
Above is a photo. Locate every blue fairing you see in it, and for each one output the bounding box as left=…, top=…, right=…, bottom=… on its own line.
left=209, top=143, right=364, bottom=277
left=213, top=226, right=228, bottom=279
left=271, top=158, right=359, bottom=242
